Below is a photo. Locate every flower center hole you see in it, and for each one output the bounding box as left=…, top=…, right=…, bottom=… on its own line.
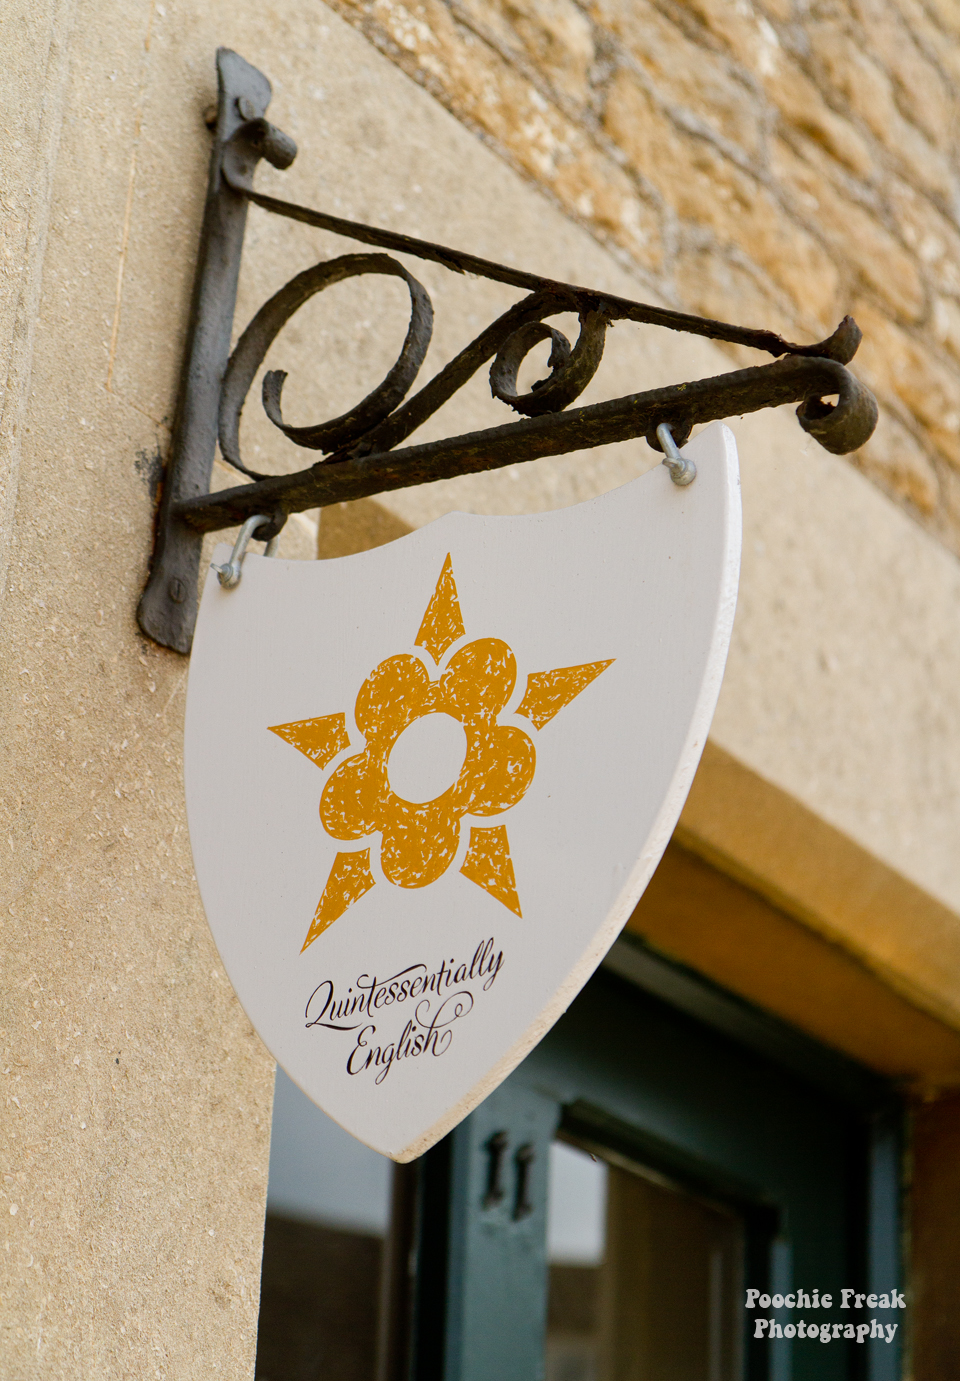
left=386, top=712, right=468, bottom=804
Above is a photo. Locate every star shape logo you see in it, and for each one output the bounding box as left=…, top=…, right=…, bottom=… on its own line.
left=269, top=554, right=613, bottom=953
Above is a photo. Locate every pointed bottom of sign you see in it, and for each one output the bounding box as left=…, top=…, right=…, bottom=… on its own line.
left=303, top=849, right=376, bottom=951
left=460, top=825, right=522, bottom=917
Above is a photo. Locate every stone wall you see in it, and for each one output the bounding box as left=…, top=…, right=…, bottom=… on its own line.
left=327, top=0, right=960, bottom=551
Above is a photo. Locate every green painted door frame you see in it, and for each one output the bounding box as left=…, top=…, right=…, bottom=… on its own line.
left=405, top=937, right=902, bottom=1381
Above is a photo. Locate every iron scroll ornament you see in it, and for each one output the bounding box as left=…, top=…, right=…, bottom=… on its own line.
left=138, top=49, right=879, bottom=654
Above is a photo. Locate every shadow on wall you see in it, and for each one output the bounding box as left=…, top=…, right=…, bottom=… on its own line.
left=316, top=498, right=414, bottom=560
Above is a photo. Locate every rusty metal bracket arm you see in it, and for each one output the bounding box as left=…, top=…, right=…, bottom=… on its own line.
left=233, top=180, right=863, bottom=365
left=137, top=49, right=878, bottom=655
left=177, top=354, right=875, bottom=534
left=137, top=50, right=296, bottom=653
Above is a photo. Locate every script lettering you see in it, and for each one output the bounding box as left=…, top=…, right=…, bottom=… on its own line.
left=303, top=938, right=503, bottom=1083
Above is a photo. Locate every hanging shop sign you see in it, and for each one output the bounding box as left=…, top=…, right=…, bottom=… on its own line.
left=184, top=421, right=741, bottom=1160
left=153, top=50, right=876, bottom=1159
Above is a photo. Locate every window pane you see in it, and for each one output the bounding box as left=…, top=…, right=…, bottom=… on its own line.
left=265, top=1066, right=391, bottom=1232
left=546, top=1145, right=744, bottom=1381
left=546, top=1142, right=608, bottom=1381
left=548, top=1141, right=608, bottom=1265
left=599, top=1166, right=744, bottom=1381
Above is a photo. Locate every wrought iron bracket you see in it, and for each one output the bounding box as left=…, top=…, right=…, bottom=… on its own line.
left=138, top=48, right=879, bottom=653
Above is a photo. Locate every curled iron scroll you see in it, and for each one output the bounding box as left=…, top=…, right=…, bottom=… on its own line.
left=795, top=360, right=879, bottom=456
left=489, top=309, right=609, bottom=417
left=142, top=51, right=885, bottom=663
left=218, top=253, right=434, bottom=477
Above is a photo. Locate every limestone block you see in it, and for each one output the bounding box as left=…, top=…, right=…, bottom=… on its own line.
left=934, top=295, right=960, bottom=364
left=854, top=408, right=940, bottom=514
left=853, top=303, right=960, bottom=467
left=586, top=0, right=763, bottom=155
left=883, top=117, right=957, bottom=208
left=902, top=147, right=956, bottom=226
left=771, top=139, right=926, bottom=322
left=889, top=180, right=960, bottom=301
left=925, top=0, right=960, bottom=35
left=674, top=239, right=800, bottom=342
left=551, top=150, right=662, bottom=267
left=681, top=0, right=783, bottom=77
left=850, top=0, right=955, bottom=148
left=807, top=22, right=957, bottom=204
left=603, top=74, right=841, bottom=325
left=762, top=57, right=873, bottom=177
left=808, top=23, right=900, bottom=139
left=895, top=0, right=960, bottom=55
left=462, top=0, right=596, bottom=103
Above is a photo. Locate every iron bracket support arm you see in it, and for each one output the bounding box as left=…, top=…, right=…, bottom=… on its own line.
left=138, top=49, right=879, bottom=654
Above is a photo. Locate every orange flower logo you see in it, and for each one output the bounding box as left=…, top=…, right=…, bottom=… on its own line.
left=269, top=555, right=612, bottom=952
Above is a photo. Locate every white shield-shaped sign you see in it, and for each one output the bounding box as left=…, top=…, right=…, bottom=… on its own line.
left=185, top=422, right=741, bottom=1160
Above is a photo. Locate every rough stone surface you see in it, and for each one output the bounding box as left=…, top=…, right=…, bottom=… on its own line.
left=329, top=0, right=960, bottom=549
left=855, top=410, right=940, bottom=515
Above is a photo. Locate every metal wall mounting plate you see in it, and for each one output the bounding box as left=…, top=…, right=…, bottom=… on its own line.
left=137, top=50, right=296, bottom=653
left=138, top=48, right=878, bottom=654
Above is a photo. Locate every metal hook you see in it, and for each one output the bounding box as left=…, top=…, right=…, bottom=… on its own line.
left=657, top=423, right=697, bottom=486
left=513, top=1143, right=535, bottom=1220
left=212, top=513, right=274, bottom=588
left=483, top=1131, right=509, bottom=1209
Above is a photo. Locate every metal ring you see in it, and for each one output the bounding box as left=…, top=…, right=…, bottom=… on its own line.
left=218, top=253, right=434, bottom=476
left=212, top=514, right=272, bottom=588
left=656, top=423, right=697, bottom=486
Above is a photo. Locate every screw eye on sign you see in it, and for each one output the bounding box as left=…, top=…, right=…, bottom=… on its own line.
left=184, top=422, right=741, bottom=1160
